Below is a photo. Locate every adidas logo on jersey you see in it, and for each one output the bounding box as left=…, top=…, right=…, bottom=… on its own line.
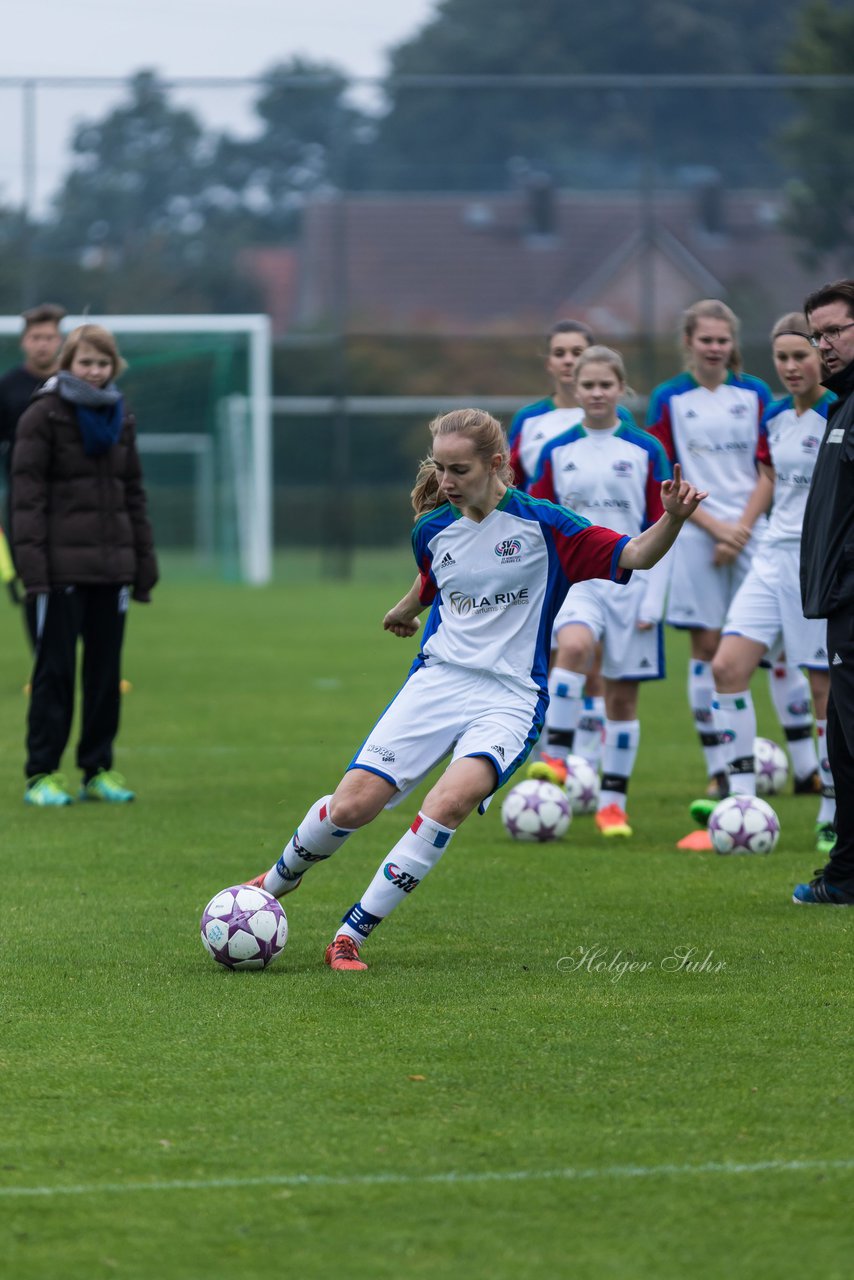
left=561, top=461, right=578, bottom=472
left=438, top=551, right=456, bottom=568
left=832, top=653, right=843, bottom=666
left=684, top=410, right=698, bottom=419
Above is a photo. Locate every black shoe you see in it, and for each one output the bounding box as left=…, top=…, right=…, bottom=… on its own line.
left=792, top=875, right=854, bottom=905
left=793, top=770, right=822, bottom=796
left=705, top=771, right=729, bottom=800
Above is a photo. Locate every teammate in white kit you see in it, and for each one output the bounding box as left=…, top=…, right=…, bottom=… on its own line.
left=244, top=408, right=706, bottom=970
left=509, top=320, right=637, bottom=491
left=682, top=313, right=837, bottom=853
left=509, top=321, right=635, bottom=768
left=527, top=347, right=671, bottom=836
left=647, top=299, right=818, bottom=802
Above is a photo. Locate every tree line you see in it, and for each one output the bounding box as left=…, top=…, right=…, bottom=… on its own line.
left=1, top=0, right=851, bottom=315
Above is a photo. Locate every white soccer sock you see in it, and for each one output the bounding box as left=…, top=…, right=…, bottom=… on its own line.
left=575, top=695, right=606, bottom=769
left=263, top=795, right=355, bottom=897
left=816, top=720, right=836, bottom=826
left=714, top=691, right=756, bottom=794
left=689, top=660, right=727, bottom=778
left=543, top=667, right=586, bottom=761
left=599, top=720, right=640, bottom=811
left=336, top=812, right=455, bottom=947
left=768, top=664, right=819, bottom=780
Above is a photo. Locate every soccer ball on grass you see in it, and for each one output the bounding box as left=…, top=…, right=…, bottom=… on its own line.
left=501, top=778, right=571, bottom=842
left=563, top=754, right=600, bottom=815
left=200, top=885, right=288, bottom=969
left=754, top=737, right=789, bottom=796
left=708, top=795, right=780, bottom=856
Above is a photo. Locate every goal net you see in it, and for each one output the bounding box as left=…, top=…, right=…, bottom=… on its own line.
left=0, top=314, right=272, bottom=584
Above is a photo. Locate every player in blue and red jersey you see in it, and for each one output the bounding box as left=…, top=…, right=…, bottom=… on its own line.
left=647, top=298, right=819, bottom=814
left=244, top=408, right=706, bottom=970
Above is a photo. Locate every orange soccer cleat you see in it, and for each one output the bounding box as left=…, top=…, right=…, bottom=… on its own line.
left=595, top=803, right=633, bottom=837
left=324, top=934, right=368, bottom=971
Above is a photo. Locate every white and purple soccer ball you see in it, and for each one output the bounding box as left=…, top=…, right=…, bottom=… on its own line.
left=563, top=754, right=600, bottom=816
left=708, top=795, right=780, bottom=856
left=754, top=737, right=789, bottom=797
left=200, top=885, right=288, bottom=970
left=501, top=778, right=571, bottom=842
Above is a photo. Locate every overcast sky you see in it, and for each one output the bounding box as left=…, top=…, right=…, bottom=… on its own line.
left=0, top=0, right=437, bottom=212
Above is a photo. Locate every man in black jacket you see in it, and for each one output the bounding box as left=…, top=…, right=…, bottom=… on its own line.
left=0, top=302, right=65, bottom=647
left=795, top=279, right=854, bottom=904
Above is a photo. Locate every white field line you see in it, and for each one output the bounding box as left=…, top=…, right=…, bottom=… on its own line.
left=2, top=1158, right=854, bottom=1199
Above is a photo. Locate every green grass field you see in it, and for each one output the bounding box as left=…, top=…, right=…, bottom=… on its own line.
left=2, top=551, right=852, bottom=1280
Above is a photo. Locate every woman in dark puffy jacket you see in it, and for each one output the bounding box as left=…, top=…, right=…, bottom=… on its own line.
left=11, top=324, right=158, bottom=806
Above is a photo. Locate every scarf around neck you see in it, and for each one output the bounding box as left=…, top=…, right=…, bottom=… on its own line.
left=40, top=371, right=125, bottom=457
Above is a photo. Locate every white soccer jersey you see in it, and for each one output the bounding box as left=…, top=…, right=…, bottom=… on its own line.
left=647, top=371, right=772, bottom=522
left=758, top=393, right=835, bottom=547
left=509, top=399, right=638, bottom=490
left=530, top=422, right=670, bottom=537
left=509, top=400, right=583, bottom=489
left=413, top=489, right=630, bottom=697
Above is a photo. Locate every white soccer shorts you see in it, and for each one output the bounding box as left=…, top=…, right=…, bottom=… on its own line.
left=723, top=546, right=828, bottom=669
left=552, top=576, right=664, bottom=681
left=665, top=520, right=758, bottom=631
left=349, top=660, right=545, bottom=808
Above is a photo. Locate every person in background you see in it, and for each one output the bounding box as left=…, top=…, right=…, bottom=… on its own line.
left=509, top=320, right=595, bottom=491
left=679, top=312, right=836, bottom=855
left=509, top=320, right=637, bottom=769
left=11, top=324, right=158, bottom=807
left=243, top=408, right=706, bottom=970
left=647, top=299, right=820, bottom=806
left=0, top=303, right=66, bottom=648
left=527, top=347, right=671, bottom=837
left=793, top=280, right=854, bottom=904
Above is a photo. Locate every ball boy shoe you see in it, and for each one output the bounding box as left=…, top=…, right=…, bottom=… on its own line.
left=24, top=773, right=74, bottom=806
left=80, top=769, right=135, bottom=803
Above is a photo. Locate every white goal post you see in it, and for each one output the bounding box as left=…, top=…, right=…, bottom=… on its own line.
left=0, top=313, right=272, bottom=585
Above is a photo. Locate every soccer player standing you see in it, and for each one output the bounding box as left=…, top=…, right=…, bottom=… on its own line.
left=527, top=347, right=671, bottom=836
left=647, top=299, right=818, bottom=800
left=509, top=320, right=636, bottom=769
left=245, top=408, right=706, bottom=968
left=680, top=312, right=836, bottom=854
left=793, top=280, right=854, bottom=905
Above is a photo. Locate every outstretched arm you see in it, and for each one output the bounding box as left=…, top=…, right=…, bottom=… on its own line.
left=619, top=464, right=708, bottom=571
left=383, top=574, right=425, bottom=638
